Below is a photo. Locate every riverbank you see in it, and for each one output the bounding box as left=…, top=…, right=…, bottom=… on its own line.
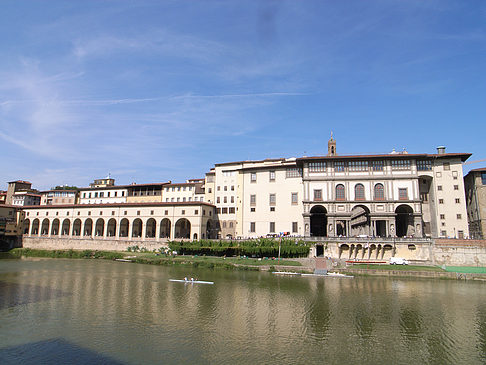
left=1, top=248, right=305, bottom=272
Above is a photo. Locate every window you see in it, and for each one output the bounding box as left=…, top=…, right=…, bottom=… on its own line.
left=437, top=185, right=442, bottom=191
left=291, top=192, right=298, bottom=205
left=122, top=191, right=125, bottom=197
left=107, top=192, right=110, bottom=197
left=269, top=193, right=276, bottom=206
left=100, top=192, right=104, bottom=198
left=87, top=211, right=91, bottom=216
left=349, top=161, right=368, bottom=171
left=181, top=210, right=185, bottom=215
left=439, top=199, right=444, bottom=204
left=292, top=222, right=298, bottom=233
left=417, top=160, right=432, bottom=171
left=195, top=210, right=198, bottom=215
left=224, top=186, right=227, bottom=191
left=217, top=186, right=220, bottom=191
left=374, top=183, right=384, bottom=200
left=482, top=172, right=486, bottom=185
left=313, top=189, right=322, bottom=201
left=455, top=198, right=460, bottom=204
left=115, top=192, right=118, bottom=197
left=224, top=197, right=227, bottom=203
left=457, top=214, right=462, bottom=219
left=217, top=208, right=221, bottom=214
left=177, top=198, right=180, bottom=202
left=453, top=185, right=459, bottom=191
left=250, top=173, right=257, bottom=182
left=231, top=196, right=234, bottom=203
left=137, top=211, right=140, bottom=215
left=399, top=188, right=408, bottom=200
left=250, top=222, right=256, bottom=232
left=231, top=186, right=234, bottom=191
left=222, top=208, right=228, bottom=214
left=309, top=162, right=326, bottom=172
left=229, top=222, right=233, bottom=228
left=165, top=210, right=168, bottom=215
left=420, top=193, right=428, bottom=202
left=440, top=214, right=445, bottom=219
left=269, top=171, right=276, bottom=181
left=270, top=207, right=275, bottom=212
left=250, top=207, right=255, bottom=212
left=269, top=222, right=275, bottom=233
left=441, top=230, right=447, bottom=236
left=372, top=161, right=384, bottom=171
left=443, top=162, right=450, bottom=171
left=250, top=194, right=256, bottom=206
left=183, top=198, right=186, bottom=202
left=391, top=160, right=410, bottom=170
left=217, top=197, right=220, bottom=203
left=208, top=188, right=212, bottom=193
left=355, top=184, right=365, bottom=200
left=222, top=221, right=226, bottom=228
left=229, top=207, right=235, bottom=214
left=83, top=193, right=86, bottom=198
left=335, top=162, right=346, bottom=172
left=336, top=184, right=345, bottom=200
left=286, top=168, right=302, bottom=178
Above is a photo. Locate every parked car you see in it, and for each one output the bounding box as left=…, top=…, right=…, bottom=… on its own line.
left=390, top=257, right=409, bottom=265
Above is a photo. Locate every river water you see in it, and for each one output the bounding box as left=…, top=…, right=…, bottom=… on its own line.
left=0, top=258, right=485, bottom=365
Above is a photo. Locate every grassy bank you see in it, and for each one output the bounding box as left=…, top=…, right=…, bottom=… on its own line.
left=4, top=248, right=302, bottom=271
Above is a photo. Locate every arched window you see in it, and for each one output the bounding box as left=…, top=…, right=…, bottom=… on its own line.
left=355, top=184, right=365, bottom=200
left=336, top=184, right=345, bottom=201
left=374, top=183, right=384, bottom=200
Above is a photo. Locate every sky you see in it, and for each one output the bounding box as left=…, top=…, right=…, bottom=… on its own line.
left=1, top=0, right=485, bottom=190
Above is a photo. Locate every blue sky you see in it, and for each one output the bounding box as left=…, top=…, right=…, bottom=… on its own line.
left=1, top=0, right=485, bottom=190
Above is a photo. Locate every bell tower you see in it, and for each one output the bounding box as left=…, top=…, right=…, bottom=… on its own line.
left=328, top=132, right=336, bottom=156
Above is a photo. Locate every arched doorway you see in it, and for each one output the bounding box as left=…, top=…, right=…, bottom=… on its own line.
left=51, top=219, right=60, bottom=236
left=120, top=218, right=129, bottom=237
left=132, top=219, right=142, bottom=238
left=95, top=218, right=105, bottom=237
left=23, top=219, right=30, bottom=235
left=175, top=218, right=191, bottom=239
left=83, top=218, right=93, bottom=237
left=350, top=205, right=371, bottom=236
left=159, top=218, right=171, bottom=238
left=310, top=205, right=327, bottom=237
left=146, top=218, right=156, bottom=238
left=31, top=219, right=39, bottom=235
left=107, top=219, right=117, bottom=237
left=395, top=205, right=414, bottom=237
left=41, top=219, right=50, bottom=235
left=61, top=219, right=70, bottom=235
left=72, top=219, right=81, bottom=236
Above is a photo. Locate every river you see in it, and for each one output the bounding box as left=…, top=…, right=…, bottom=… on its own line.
left=0, top=258, right=485, bottom=364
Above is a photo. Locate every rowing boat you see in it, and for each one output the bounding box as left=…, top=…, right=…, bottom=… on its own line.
left=169, top=279, right=214, bottom=285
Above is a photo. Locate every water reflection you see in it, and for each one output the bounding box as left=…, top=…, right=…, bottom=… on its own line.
left=0, top=259, right=485, bottom=364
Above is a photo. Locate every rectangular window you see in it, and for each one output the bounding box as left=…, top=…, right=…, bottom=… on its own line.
left=137, top=211, right=140, bottom=215
left=441, top=230, right=447, bottom=236
left=114, top=192, right=118, bottom=197
left=217, top=197, right=220, bottom=203
left=270, top=207, right=275, bottom=212
left=455, top=198, right=460, bottom=204
left=349, top=161, right=368, bottom=171
left=291, top=192, right=298, bottom=204
left=95, top=192, right=98, bottom=198
left=482, top=173, right=486, bottom=185
left=208, top=188, right=212, bottom=193
left=250, top=173, right=257, bottom=182
left=122, top=191, right=125, bottom=197
left=89, top=193, right=91, bottom=198
left=217, top=186, right=220, bottom=191
left=250, top=207, right=255, bottom=212
left=217, top=208, right=221, bottom=214
left=372, top=161, right=384, bottom=171
left=231, top=186, right=234, bottom=191
left=437, top=185, right=442, bottom=191
left=195, top=210, right=199, bottom=215
left=420, top=193, right=428, bottom=202
left=334, top=162, right=346, bottom=172
left=286, top=168, right=302, bottom=178
left=222, top=207, right=228, bottom=214
left=224, top=186, right=227, bottom=191
left=292, top=222, right=298, bottom=233
left=183, top=198, right=186, bottom=202
left=231, top=196, right=234, bottom=203
left=454, top=185, right=459, bottom=190
left=100, top=192, right=104, bottom=198
left=417, top=160, right=432, bottom=171
left=269, top=222, right=275, bottom=233
left=309, top=162, right=326, bottom=172
left=314, top=189, right=322, bottom=201
left=440, top=214, right=445, bottom=219
left=83, top=193, right=86, bottom=198
left=398, top=188, right=408, bottom=200
left=457, top=214, right=462, bottom=219
left=250, top=194, right=256, bottom=206
left=224, top=197, right=227, bottom=203
left=181, top=210, right=185, bottom=215
left=269, top=193, right=276, bottom=206
left=250, top=222, right=256, bottom=232
left=107, top=192, right=110, bottom=197
left=391, top=160, right=411, bottom=170
left=229, top=207, right=235, bottom=214
left=112, top=211, right=115, bottom=215
left=439, top=199, right=444, bottom=204
left=269, top=171, right=276, bottom=181
left=443, top=162, right=450, bottom=171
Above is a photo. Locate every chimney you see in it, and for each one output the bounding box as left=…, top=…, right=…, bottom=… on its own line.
left=436, top=146, right=446, bottom=154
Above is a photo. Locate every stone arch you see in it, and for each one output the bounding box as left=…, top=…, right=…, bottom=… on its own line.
left=382, top=244, right=394, bottom=259
left=350, top=205, right=371, bottom=236
left=339, top=244, right=350, bottom=259
left=120, top=218, right=129, bottom=237
left=107, top=218, right=117, bottom=237
left=31, top=218, right=39, bottom=235
left=23, top=219, right=30, bottom=235
left=310, top=205, right=327, bottom=237
left=73, top=219, right=81, bottom=236
left=41, top=218, right=50, bottom=235
left=146, top=218, right=156, bottom=238
left=193, top=233, right=198, bottom=240
left=159, top=218, right=171, bottom=238
left=175, top=218, right=191, bottom=239
left=395, top=204, right=414, bottom=237
left=51, top=219, right=60, bottom=236
left=132, top=218, right=142, bottom=238
left=83, top=218, right=93, bottom=237
left=61, top=219, right=70, bottom=236
left=95, top=218, right=105, bottom=237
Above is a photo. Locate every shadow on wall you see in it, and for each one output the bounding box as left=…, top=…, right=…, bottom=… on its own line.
left=0, top=338, right=125, bottom=365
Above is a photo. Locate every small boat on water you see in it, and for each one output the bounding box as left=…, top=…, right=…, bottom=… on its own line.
left=169, top=279, right=214, bottom=285
left=114, top=259, right=132, bottom=262
left=274, top=271, right=354, bottom=278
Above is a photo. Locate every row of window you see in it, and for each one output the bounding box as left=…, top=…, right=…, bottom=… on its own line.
left=216, top=207, right=236, bottom=214
left=217, top=185, right=235, bottom=191
left=216, top=196, right=235, bottom=203
left=250, top=169, right=303, bottom=182
left=249, top=221, right=299, bottom=233
left=438, top=198, right=461, bottom=204
left=82, top=191, right=125, bottom=199
left=165, top=186, right=193, bottom=192
left=249, top=193, right=299, bottom=206
left=440, top=213, right=462, bottom=220
left=312, top=184, right=407, bottom=201
left=437, top=184, right=460, bottom=191
left=165, top=197, right=204, bottom=202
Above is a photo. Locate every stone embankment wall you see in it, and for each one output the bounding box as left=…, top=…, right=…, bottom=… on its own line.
left=432, top=239, right=486, bottom=266
left=22, top=237, right=168, bottom=252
